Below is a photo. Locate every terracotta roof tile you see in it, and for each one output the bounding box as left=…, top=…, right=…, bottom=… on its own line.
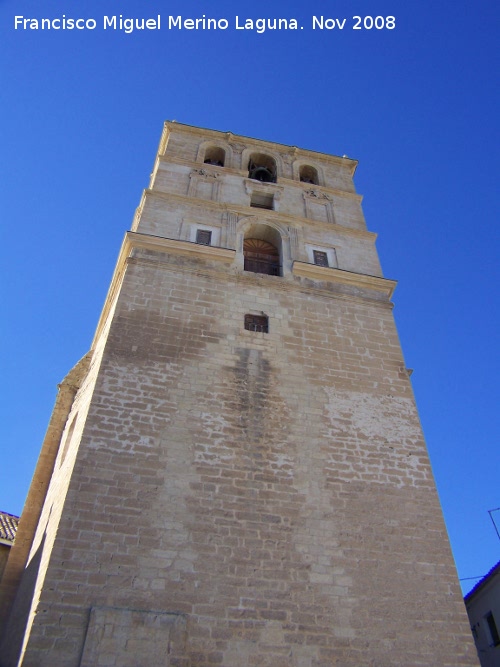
left=0, top=511, right=19, bottom=543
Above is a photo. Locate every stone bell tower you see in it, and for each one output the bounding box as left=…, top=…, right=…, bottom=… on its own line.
left=0, top=122, right=478, bottom=666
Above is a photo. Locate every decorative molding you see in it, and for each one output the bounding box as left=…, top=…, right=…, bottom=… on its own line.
left=303, top=190, right=335, bottom=224
left=229, top=142, right=246, bottom=154
left=288, top=226, right=299, bottom=259
left=243, top=179, right=284, bottom=207
left=304, top=189, right=332, bottom=201
left=141, top=189, right=375, bottom=241
left=188, top=168, right=221, bottom=201
left=224, top=211, right=238, bottom=248
left=190, top=168, right=219, bottom=179
left=292, top=261, right=397, bottom=298
left=162, top=121, right=359, bottom=174
left=156, top=155, right=362, bottom=201
left=125, top=232, right=234, bottom=262
left=237, top=215, right=290, bottom=241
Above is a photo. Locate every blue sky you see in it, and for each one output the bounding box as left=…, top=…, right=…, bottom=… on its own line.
left=1, top=0, right=499, bottom=595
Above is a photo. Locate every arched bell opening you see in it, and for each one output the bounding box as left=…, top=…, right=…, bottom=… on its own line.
left=243, top=224, right=282, bottom=276
left=248, top=153, right=277, bottom=183
left=203, top=146, right=225, bottom=167
left=299, top=165, right=319, bottom=185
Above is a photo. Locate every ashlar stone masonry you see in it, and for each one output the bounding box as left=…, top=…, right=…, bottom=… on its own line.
left=0, top=123, right=478, bottom=666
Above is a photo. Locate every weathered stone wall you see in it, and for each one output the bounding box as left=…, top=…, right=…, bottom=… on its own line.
left=2, top=123, right=477, bottom=666
left=0, top=545, right=10, bottom=582
left=14, top=251, right=476, bottom=666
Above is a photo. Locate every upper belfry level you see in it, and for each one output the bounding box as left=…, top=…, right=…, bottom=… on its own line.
left=0, top=123, right=478, bottom=667
left=128, top=121, right=395, bottom=297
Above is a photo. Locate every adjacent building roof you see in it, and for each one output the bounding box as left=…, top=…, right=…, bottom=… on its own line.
left=0, top=511, right=19, bottom=543
left=465, top=560, right=500, bottom=601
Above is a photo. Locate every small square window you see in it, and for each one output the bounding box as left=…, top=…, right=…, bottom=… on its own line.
left=313, top=250, right=329, bottom=267
left=244, top=314, right=269, bottom=333
left=196, top=229, right=212, bottom=245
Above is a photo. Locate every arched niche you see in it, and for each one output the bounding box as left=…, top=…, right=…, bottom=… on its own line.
left=196, top=141, right=232, bottom=167
left=204, top=146, right=226, bottom=167
left=292, top=160, right=324, bottom=186
left=247, top=153, right=277, bottom=183
left=299, top=164, right=319, bottom=185
left=242, top=222, right=282, bottom=276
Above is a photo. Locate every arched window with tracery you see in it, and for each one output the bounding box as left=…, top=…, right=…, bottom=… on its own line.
left=243, top=238, right=281, bottom=276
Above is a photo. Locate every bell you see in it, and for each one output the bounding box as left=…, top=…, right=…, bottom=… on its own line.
left=249, top=166, right=273, bottom=182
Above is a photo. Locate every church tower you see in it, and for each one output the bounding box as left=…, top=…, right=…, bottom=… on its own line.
left=0, top=123, right=477, bottom=666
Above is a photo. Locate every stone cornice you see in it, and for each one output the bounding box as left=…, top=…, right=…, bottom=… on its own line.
left=125, top=232, right=235, bottom=263
left=122, top=252, right=396, bottom=311
left=292, top=261, right=397, bottom=298
left=92, top=233, right=236, bottom=347
left=161, top=121, right=358, bottom=174
left=93, top=232, right=395, bottom=347
left=141, top=189, right=376, bottom=242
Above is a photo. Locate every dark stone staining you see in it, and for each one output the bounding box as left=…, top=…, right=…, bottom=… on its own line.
left=106, top=308, right=223, bottom=365
left=233, top=348, right=272, bottom=444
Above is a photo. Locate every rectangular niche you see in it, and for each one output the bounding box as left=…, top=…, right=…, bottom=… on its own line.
left=250, top=192, right=274, bottom=210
